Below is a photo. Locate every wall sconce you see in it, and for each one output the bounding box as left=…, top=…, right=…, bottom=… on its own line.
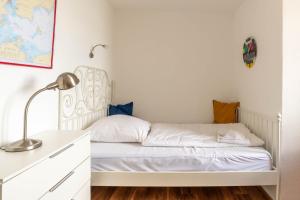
left=89, top=43, right=107, bottom=58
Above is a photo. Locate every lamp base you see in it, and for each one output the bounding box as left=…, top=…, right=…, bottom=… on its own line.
left=1, top=139, right=42, bottom=152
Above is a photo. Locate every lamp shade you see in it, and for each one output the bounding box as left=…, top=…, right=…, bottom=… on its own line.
left=56, top=72, right=80, bottom=90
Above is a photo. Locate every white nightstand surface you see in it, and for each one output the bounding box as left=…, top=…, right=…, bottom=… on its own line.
left=0, top=130, right=89, bottom=184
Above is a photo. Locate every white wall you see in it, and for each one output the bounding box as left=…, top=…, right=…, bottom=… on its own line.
left=281, top=0, right=300, bottom=199
left=0, top=0, right=114, bottom=146
left=233, top=0, right=282, bottom=199
left=233, top=0, right=282, bottom=117
left=113, top=9, right=236, bottom=123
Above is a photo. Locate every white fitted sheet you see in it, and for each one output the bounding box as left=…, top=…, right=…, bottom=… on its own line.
left=91, top=143, right=272, bottom=172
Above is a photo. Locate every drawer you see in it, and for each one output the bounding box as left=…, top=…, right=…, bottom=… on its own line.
left=2, top=135, right=90, bottom=200
left=72, top=180, right=91, bottom=200
left=41, top=158, right=90, bottom=200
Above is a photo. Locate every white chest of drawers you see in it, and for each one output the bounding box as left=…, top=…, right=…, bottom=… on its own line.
left=0, top=130, right=90, bottom=200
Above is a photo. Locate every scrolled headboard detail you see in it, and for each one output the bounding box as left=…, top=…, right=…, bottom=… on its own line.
left=59, top=66, right=112, bottom=130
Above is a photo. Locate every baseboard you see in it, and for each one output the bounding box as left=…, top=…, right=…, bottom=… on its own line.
left=261, top=186, right=276, bottom=200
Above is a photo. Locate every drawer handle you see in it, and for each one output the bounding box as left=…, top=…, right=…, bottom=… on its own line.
left=49, top=171, right=75, bottom=192
left=49, top=144, right=74, bottom=158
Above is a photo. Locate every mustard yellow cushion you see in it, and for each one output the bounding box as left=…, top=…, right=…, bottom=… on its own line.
left=213, top=100, right=240, bottom=124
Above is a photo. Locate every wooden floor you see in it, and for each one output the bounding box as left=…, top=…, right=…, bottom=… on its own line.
left=91, top=187, right=271, bottom=200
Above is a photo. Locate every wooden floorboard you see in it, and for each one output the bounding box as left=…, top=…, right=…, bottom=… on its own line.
left=91, top=187, right=272, bottom=200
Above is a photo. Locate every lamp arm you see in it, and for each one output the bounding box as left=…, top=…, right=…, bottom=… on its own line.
left=91, top=44, right=106, bottom=52
left=23, top=87, right=48, bottom=140
left=89, top=44, right=106, bottom=58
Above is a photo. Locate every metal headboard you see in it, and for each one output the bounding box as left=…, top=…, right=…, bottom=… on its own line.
left=58, top=66, right=112, bottom=130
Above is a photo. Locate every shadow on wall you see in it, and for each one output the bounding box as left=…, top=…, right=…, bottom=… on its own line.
left=0, top=78, right=36, bottom=146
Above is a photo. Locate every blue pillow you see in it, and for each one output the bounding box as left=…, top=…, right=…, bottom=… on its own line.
left=108, top=102, right=133, bottom=116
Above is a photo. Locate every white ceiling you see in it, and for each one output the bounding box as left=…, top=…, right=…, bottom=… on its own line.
left=109, top=0, right=244, bottom=11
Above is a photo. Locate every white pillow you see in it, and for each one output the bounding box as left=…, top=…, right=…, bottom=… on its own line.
left=89, top=115, right=151, bottom=143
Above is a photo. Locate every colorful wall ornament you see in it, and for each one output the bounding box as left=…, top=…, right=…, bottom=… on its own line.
left=243, top=37, right=257, bottom=69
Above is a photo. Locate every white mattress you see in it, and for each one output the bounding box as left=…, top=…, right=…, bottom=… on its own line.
left=91, top=142, right=272, bottom=172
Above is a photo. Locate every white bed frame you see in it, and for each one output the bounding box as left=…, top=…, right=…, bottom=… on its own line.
left=59, top=66, right=281, bottom=200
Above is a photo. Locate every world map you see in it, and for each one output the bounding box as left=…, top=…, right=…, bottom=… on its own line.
left=0, top=0, right=55, bottom=68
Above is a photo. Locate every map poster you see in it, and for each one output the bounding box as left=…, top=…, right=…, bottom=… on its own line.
left=0, top=0, right=57, bottom=69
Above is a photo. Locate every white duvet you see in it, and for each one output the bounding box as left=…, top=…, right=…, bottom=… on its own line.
left=142, top=123, right=264, bottom=147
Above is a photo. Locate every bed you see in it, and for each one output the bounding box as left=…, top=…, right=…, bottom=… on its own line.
left=58, top=66, right=281, bottom=199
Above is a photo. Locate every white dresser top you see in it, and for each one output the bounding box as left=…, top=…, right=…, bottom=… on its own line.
left=0, top=130, right=89, bottom=184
